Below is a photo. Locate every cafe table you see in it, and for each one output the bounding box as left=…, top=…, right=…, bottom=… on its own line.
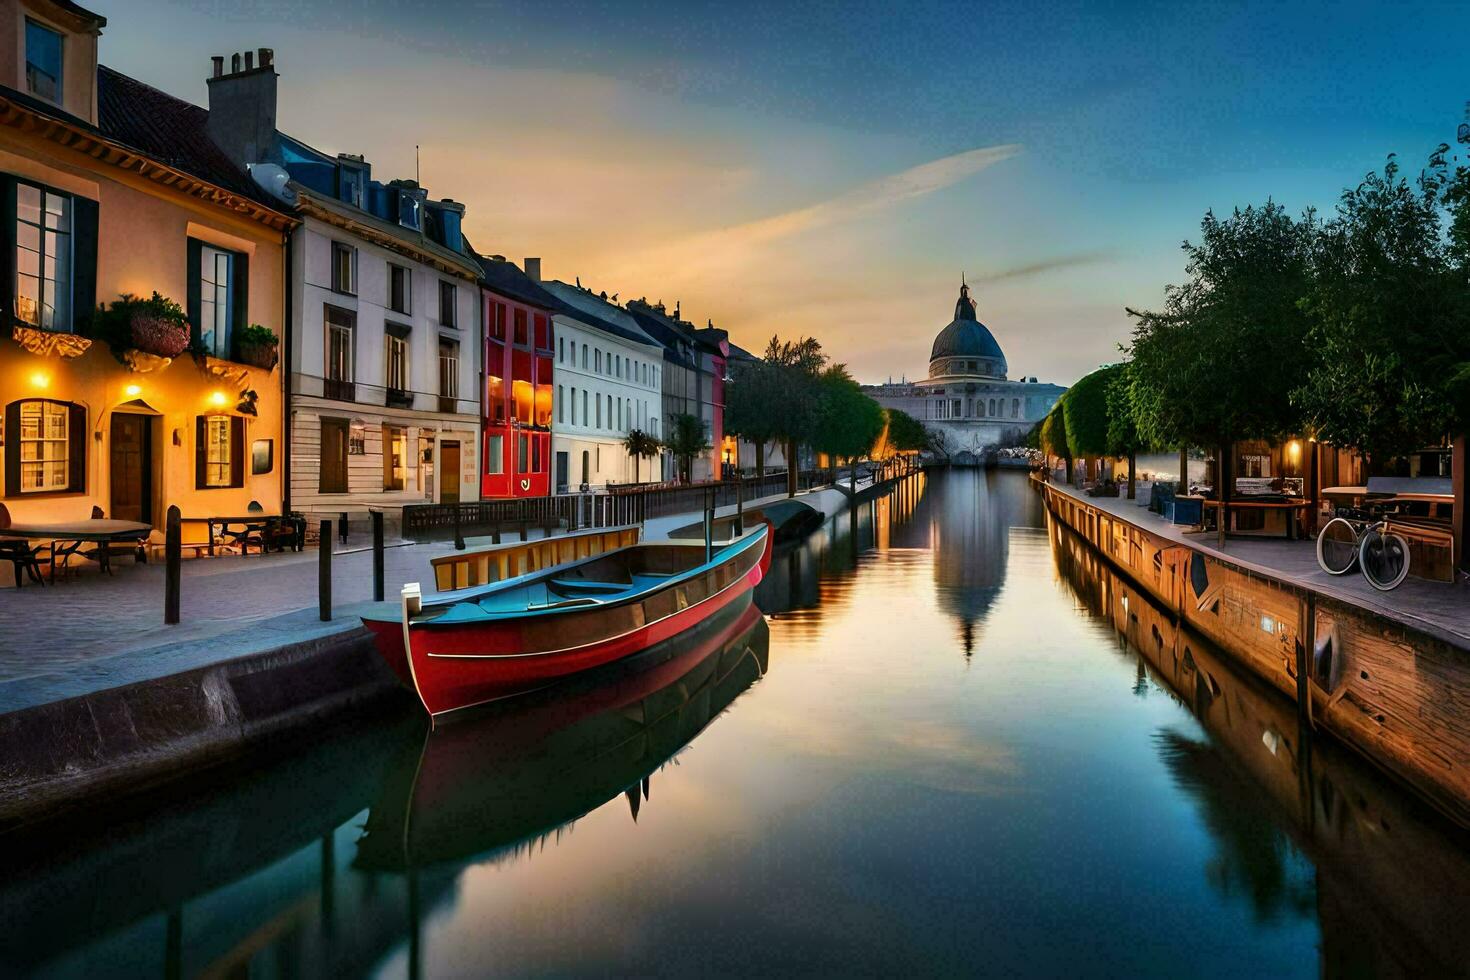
left=0, top=519, right=153, bottom=579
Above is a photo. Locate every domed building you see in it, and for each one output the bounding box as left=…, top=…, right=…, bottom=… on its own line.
left=864, top=279, right=1066, bottom=462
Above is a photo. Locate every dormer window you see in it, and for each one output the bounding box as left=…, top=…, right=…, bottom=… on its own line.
left=339, top=167, right=364, bottom=209
left=398, top=191, right=421, bottom=230
left=25, top=20, right=64, bottom=104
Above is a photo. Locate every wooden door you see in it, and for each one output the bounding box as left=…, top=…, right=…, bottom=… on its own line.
left=110, top=413, right=152, bottom=524
left=320, top=417, right=349, bottom=493
left=441, top=441, right=461, bottom=503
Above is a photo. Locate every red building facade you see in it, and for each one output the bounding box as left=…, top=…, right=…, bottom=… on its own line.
left=481, top=285, right=554, bottom=498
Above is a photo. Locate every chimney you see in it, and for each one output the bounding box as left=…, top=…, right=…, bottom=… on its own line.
left=211, top=56, right=224, bottom=78
left=258, top=48, right=273, bottom=68
left=524, top=257, right=541, bottom=282
left=207, top=50, right=280, bottom=167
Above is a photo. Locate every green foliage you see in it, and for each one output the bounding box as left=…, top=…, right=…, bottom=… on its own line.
left=238, top=323, right=278, bottom=347
left=884, top=408, right=929, bottom=452
left=664, top=413, right=710, bottom=482
left=1062, top=366, right=1113, bottom=458
left=1104, top=362, right=1143, bottom=457
left=1040, top=404, right=1070, bottom=460
left=810, top=366, right=885, bottom=462
left=95, top=291, right=189, bottom=350
left=758, top=335, right=829, bottom=449
left=1292, top=155, right=1470, bottom=461
left=622, top=428, right=661, bottom=483
left=1125, top=200, right=1316, bottom=449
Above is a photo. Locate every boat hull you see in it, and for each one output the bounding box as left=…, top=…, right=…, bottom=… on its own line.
left=363, top=524, right=772, bottom=718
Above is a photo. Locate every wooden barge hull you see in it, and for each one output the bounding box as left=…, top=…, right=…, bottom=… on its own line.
left=1037, top=478, right=1470, bottom=827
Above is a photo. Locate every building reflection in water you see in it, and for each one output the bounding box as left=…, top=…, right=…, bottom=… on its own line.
left=0, top=594, right=770, bottom=979
left=1047, top=513, right=1470, bottom=975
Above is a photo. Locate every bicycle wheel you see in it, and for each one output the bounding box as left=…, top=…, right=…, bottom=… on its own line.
left=1359, top=528, right=1411, bottom=591
left=1316, top=517, right=1360, bottom=575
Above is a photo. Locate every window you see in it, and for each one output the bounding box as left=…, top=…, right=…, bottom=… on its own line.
left=197, top=244, right=235, bottom=358
left=388, top=263, right=411, bottom=314
left=439, top=338, right=460, bottom=399
left=559, top=337, right=564, bottom=362
left=581, top=345, right=588, bottom=369
left=14, top=181, right=71, bottom=332
left=490, top=302, right=506, bottom=340
left=595, top=350, right=602, bottom=373
left=513, top=308, right=527, bottom=345
left=616, top=355, right=621, bottom=378
left=582, top=389, right=588, bottom=424
left=617, top=397, right=622, bottom=430
left=196, top=415, right=242, bottom=489
left=518, top=434, right=529, bottom=473
left=25, top=20, right=63, bottom=103
left=570, top=386, right=578, bottom=424
left=398, top=191, right=421, bottom=230
left=331, top=242, right=356, bottom=294
left=385, top=330, right=409, bottom=392
left=1012, top=398, right=1020, bottom=419
left=339, top=167, right=365, bottom=208
left=439, top=281, right=457, bottom=327
left=383, top=424, right=406, bottom=490
left=324, top=306, right=354, bottom=399
left=558, top=385, right=565, bottom=423
left=12, top=399, right=68, bottom=491
left=595, top=392, right=601, bottom=429
left=251, top=439, right=273, bottom=475
left=486, top=434, right=504, bottom=475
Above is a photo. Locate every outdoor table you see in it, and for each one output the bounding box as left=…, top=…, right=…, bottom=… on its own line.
left=1202, top=498, right=1313, bottom=540
left=178, top=515, right=306, bottom=556
left=0, top=520, right=153, bottom=579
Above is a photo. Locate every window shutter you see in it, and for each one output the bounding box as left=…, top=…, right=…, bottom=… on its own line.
left=71, top=197, right=99, bottom=336
left=195, top=415, right=206, bottom=489
left=230, top=416, right=245, bottom=488
left=186, top=239, right=202, bottom=346
left=3, top=401, right=19, bottom=496
left=231, top=249, right=249, bottom=356
left=0, top=177, right=15, bottom=331
left=67, top=402, right=86, bottom=493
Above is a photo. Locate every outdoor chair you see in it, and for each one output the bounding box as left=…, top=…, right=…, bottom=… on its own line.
left=220, top=501, right=271, bottom=555
left=82, top=506, right=147, bottom=573
left=0, top=502, right=48, bottom=589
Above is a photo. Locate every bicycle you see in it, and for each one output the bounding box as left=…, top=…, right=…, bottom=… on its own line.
left=1315, top=505, right=1411, bottom=591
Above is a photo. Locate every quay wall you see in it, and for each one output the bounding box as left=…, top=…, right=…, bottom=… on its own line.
left=0, top=628, right=404, bottom=830
left=1036, top=477, right=1470, bottom=828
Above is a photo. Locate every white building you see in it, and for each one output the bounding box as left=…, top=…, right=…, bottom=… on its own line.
left=865, top=280, right=1066, bottom=463
left=539, top=280, right=665, bottom=490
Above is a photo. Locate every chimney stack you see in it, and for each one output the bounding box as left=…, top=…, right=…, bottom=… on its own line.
left=524, top=257, right=541, bottom=282
left=207, top=50, right=280, bottom=167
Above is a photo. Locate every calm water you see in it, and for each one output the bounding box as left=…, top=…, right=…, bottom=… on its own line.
left=5, top=470, right=1470, bottom=978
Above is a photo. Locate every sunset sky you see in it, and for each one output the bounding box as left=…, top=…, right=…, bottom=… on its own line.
left=96, top=1, right=1468, bottom=386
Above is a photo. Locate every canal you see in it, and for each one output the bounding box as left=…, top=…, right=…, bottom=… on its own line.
left=4, top=470, right=1469, bottom=977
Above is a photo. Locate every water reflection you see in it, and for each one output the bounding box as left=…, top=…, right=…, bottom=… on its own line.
left=1048, top=514, right=1470, bottom=974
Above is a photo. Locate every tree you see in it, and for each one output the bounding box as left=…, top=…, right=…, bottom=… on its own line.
left=884, top=408, right=929, bottom=455
left=622, top=429, right=660, bottom=484
left=1126, top=199, right=1317, bottom=512
left=664, top=413, right=710, bottom=483
left=810, top=366, right=886, bottom=491
left=1293, top=154, right=1470, bottom=466
left=761, top=336, right=829, bottom=496
left=1105, top=362, right=1146, bottom=497
left=724, top=356, right=783, bottom=477
left=1041, top=403, right=1072, bottom=482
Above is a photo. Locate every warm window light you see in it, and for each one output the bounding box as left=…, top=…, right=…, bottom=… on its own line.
left=209, top=390, right=228, bottom=407
left=124, top=384, right=142, bottom=397
left=29, top=372, right=49, bottom=388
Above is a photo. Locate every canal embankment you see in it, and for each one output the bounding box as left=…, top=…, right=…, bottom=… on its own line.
left=1035, top=473, right=1470, bottom=827
left=0, top=475, right=907, bottom=831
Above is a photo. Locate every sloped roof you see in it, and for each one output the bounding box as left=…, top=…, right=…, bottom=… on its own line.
left=96, top=65, right=272, bottom=206
left=472, top=252, right=561, bottom=311
left=541, top=281, right=661, bottom=349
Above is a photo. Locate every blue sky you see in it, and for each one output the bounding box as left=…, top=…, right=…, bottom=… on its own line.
left=94, top=0, right=1470, bottom=385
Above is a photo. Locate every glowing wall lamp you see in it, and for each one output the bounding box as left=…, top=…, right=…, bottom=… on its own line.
left=124, top=384, right=142, bottom=398
left=209, top=390, right=228, bottom=407
left=29, top=371, right=49, bottom=389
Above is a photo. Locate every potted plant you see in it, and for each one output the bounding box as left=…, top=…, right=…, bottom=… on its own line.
left=96, top=292, right=191, bottom=370
left=236, top=323, right=279, bottom=370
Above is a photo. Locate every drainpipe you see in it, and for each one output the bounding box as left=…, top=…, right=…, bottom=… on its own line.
left=282, top=226, right=294, bottom=513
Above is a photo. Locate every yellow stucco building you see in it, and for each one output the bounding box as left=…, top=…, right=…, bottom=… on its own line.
left=0, top=0, right=293, bottom=540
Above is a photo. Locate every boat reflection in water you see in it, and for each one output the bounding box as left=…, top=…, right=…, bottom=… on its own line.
left=1048, top=515, right=1470, bottom=975
left=357, top=595, right=770, bottom=873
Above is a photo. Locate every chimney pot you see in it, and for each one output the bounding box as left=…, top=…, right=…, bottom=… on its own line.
left=211, top=55, right=224, bottom=78
left=244, top=50, right=254, bottom=71
left=231, top=52, right=242, bottom=73
left=524, top=257, right=541, bottom=282
left=258, top=47, right=273, bottom=68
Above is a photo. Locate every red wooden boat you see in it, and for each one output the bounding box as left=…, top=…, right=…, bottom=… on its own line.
left=360, top=523, right=772, bottom=719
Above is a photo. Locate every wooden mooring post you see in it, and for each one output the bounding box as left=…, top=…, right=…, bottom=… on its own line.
left=319, top=519, right=332, bottom=621
left=371, top=510, right=385, bottom=602
left=164, top=504, right=181, bottom=625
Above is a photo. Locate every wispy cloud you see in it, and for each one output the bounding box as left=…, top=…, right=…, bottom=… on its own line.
left=707, top=142, right=1023, bottom=248
left=988, top=251, right=1113, bottom=282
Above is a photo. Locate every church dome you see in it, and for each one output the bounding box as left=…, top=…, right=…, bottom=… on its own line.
left=928, top=280, right=1007, bottom=379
